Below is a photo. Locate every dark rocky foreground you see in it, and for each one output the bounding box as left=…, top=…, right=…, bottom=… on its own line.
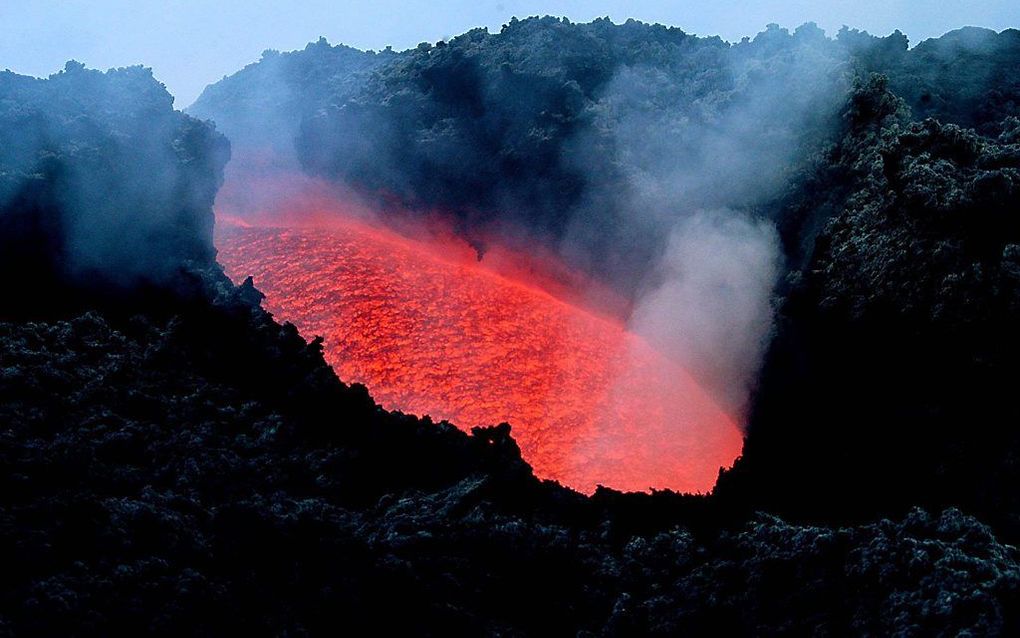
left=3, top=276, right=1018, bottom=636
left=717, top=81, right=1020, bottom=537
left=3, top=23, right=1020, bottom=636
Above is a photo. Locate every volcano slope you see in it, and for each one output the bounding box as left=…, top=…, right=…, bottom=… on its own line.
left=191, top=20, right=1020, bottom=296
left=3, top=64, right=1020, bottom=635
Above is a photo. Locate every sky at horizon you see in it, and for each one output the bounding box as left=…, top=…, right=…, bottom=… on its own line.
left=2, top=1, right=1018, bottom=108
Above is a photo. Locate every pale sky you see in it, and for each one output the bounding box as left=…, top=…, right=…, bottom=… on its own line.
left=2, top=1, right=1018, bottom=108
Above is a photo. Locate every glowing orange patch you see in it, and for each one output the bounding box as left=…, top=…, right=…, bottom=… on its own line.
left=216, top=212, right=742, bottom=493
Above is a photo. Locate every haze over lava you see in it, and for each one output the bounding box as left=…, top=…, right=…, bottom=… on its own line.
left=216, top=205, right=742, bottom=493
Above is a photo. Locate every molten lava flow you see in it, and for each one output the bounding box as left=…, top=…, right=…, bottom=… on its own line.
left=216, top=216, right=742, bottom=493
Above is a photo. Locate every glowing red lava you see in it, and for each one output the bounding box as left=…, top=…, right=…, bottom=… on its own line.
left=215, top=213, right=742, bottom=493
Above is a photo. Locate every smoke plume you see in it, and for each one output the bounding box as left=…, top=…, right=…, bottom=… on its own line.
left=627, top=211, right=780, bottom=414
left=194, top=19, right=867, bottom=418
left=555, top=22, right=846, bottom=415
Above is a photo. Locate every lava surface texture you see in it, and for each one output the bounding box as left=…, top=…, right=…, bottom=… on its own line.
left=216, top=214, right=742, bottom=493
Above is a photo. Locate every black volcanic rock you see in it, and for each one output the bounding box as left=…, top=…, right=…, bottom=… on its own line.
left=718, top=76, right=1020, bottom=535
left=2, top=276, right=1019, bottom=635
left=0, top=63, right=230, bottom=314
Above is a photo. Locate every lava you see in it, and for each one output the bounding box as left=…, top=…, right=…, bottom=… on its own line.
left=215, top=213, right=742, bottom=493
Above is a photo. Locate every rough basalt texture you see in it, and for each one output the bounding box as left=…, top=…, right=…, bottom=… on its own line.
left=2, top=282, right=1018, bottom=635
left=719, top=78, right=1020, bottom=535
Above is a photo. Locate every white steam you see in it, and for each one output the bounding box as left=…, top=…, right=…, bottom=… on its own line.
left=628, top=211, right=780, bottom=416
left=565, top=27, right=846, bottom=420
